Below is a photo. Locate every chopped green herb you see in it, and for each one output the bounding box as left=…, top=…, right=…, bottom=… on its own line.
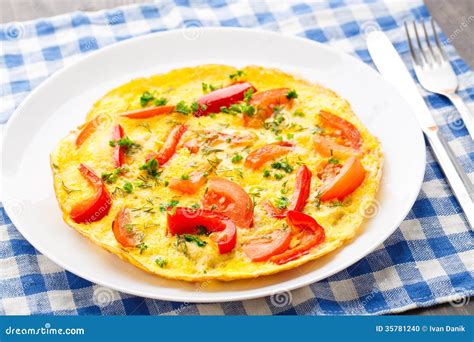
left=159, top=199, right=179, bottom=212
left=123, top=181, right=133, bottom=194
left=139, top=158, right=159, bottom=177
left=181, top=174, right=190, bottom=180
left=101, top=167, right=126, bottom=184
left=140, top=91, right=154, bottom=107
left=61, top=181, right=80, bottom=195
left=183, top=234, right=207, bottom=247
left=231, top=154, right=243, bottom=163
left=287, top=133, right=294, bottom=139
left=328, top=157, right=339, bottom=164
left=190, top=101, right=199, bottom=113
left=263, top=169, right=271, bottom=178
left=175, top=101, right=191, bottom=115
left=293, top=111, right=305, bottom=117
left=244, top=88, right=254, bottom=103
left=155, top=257, right=168, bottom=268
left=286, top=89, right=298, bottom=100
left=136, top=242, right=148, bottom=254
left=276, top=196, right=289, bottom=209
left=271, top=160, right=293, bottom=173
left=153, top=97, right=168, bottom=106
left=274, top=173, right=284, bottom=180
left=229, top=70, right=244, bottom=80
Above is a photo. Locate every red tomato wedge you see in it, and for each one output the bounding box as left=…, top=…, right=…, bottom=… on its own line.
left=167, top=207, right=237, bottom=254
left=313, top=134, right=361, bottom=158
left=319, top=111, right=362, bottom=149
left=146, top=124, right=187, bottom=165
left=112, top=124, right=125, bottom=167
left=244, top=88, right=292, bottom=127
left=121, top=105, right=175, bottom=119
left=76, top=116, right=102, bottom=147
left=264, top=165, right=312, bottom=218
left=202, top=177, right=254, bottom=228
left=244, top=141, right=294, bottom=170
left=243, top=229, right=292, bottom=262
left=319, top=156, right=366, bottom=201
left=196, top=82, right=256, bottom=117
left=112, top=207, right=141, bottom=247
left=69, top=164, right=111, bottom=224
left=169, top=172, right=206, bottom=194
left=269, top=211, right=325, bottom=265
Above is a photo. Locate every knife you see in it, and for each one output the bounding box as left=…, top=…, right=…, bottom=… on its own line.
left=367, top=30, right=474, bottom=230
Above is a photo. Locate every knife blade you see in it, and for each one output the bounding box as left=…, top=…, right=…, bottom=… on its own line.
left=367, top=30, right=474, bottom=230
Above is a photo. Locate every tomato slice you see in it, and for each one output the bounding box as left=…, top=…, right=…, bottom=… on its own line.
left=244, top=88, right=292, bottom=127
left=112, top=207, right=141, bottom=247
left=244, top=141, right=294, bottom=170
left=263, top=164, right=312, bottom=218
left=112, top=124, right=125, bottom=167
left=169, top=172, right=206, bottom=194
left=269, top=211, right=325, bottom=265
left=167, top=207, right=237, bottom=254
left=202, top=177, right=254, bottom=228
left=121, top=105, right=175, bottom=119
left=313, top=134, right=361, bottom=158
left=243, top=229, right=291, bottom=261
left=146, top=124, right=187, bottom=165
left=319, top=156, right=366, bottom=201
left=76, top=116, right=102, bottom=147
left=70, top=164, right=111, bottom=224
left=196, top=82, right=256, bottom=117
left=319, top=111, right=362, bottom=149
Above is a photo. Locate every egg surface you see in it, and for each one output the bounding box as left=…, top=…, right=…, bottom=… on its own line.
left=51, top=65, right=383, bottom=281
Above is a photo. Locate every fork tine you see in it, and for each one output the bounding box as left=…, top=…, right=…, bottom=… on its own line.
left=421, top=19, right=437, bottom=64
left=412, top=21, right=428, bottom=66
left=431, top=18, right=448, bottom=62
left=404, top=22, right=419, bottom=66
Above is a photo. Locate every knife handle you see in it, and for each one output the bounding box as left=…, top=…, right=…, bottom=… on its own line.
left=425, top=127, right=474, bottom=229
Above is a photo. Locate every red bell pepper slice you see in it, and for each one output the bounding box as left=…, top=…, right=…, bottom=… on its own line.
left=319, top=110, right=362, bottom=149
left=244, top=141, right=294, bottom=170
left=167, top=207, right=237, bottom=254
left=269, top=210, right=325, bottom=265
left=121, top=105, right=175, bottom=119
left=112, top=124, right=125, bottom=167
left=264, top=164, right=312, bottom=218
left=195, top=82, right=256, bottom=117
left=146, top=124, right=187, bottom=165
left=112, top=207, right=141, bottom=247
left=76, top=115, right=102, bottom=147
left=70, top=164, right=111, bottom=224
left=244, top=88, right=291, bottom=127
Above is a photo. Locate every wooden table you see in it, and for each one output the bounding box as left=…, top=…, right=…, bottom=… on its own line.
left=1, top=0, right=472, bottom=316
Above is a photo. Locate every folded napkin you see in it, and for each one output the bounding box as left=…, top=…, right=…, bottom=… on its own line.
left=1, top=0, right=472, bottom=315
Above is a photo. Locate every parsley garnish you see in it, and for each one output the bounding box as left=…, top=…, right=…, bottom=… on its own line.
left=123, top=181, right=133, bottom=194
left=153, top=97, right=168, bottom=106
left=244, top=88, right=254, bottom=103
left=263, top=169, right=271, bottom=178
left=182, top=234, right=207, bottom=247
left=274, top=173, right=284, bottom=180
left=136, top=242, right=148, bottom=254
left=328, top=157, right=339, bottom=164
left=181, top=174, right=190, bottom=180
left=229, top=70, right=244, bottom=80
left=231, top=154, right=243, bottom=163
left=155, top=257, right=168, bottom=268
left=286, top=89, right=298, bottom=100
left=139, top=158, right=159, bottom=177
left=159, top=200, right=179, bottom=212
left=140, top=91, right=154, bottom=107
left=276, top=196, right=289, bottom=209
left=175, top=101, right=191, bottom=115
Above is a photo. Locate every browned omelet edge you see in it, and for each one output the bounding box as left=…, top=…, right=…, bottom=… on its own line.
left=50, top=64, right=383, bottom=282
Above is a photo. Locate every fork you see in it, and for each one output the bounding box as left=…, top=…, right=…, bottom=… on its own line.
left=405, top=19, right=474, bottom=141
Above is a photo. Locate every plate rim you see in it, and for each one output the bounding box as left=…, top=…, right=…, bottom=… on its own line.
left=1, top=27, right=426, bottom=303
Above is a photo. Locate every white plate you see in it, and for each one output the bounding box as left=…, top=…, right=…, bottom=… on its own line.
left=1, top=28, right=425, bottom=303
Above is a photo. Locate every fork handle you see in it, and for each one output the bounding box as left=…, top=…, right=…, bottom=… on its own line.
left=446, top=93, right=474, bottom=141
left=425, top=127, right=474, bottom=230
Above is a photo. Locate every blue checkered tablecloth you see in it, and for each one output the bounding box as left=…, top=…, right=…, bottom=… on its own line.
left=1, top=0, right=473, bottom=315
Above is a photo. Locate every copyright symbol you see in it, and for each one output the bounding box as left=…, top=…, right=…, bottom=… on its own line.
left=422, top=325, right=428, bottom=332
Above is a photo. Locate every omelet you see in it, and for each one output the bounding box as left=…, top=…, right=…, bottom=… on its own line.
left=50, top=65, right=383, bottom=282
